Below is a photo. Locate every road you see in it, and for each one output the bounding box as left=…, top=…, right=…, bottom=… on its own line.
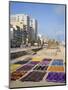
left=10, top=46, right=41, bottom=53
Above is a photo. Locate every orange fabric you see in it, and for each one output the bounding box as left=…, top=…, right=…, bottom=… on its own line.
left=48, top=66, right=64, bottom=72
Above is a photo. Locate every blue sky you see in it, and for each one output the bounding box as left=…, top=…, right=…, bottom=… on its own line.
left=10, top=2, right=65, bottom=42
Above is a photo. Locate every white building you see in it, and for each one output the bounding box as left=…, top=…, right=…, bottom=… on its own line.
left=10, top=14, right=38, bottom=46
left=10, top=14, right=30, bottom=30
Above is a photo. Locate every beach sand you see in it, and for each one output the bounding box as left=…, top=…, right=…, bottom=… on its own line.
left=10, top=45, right=66, bottom=88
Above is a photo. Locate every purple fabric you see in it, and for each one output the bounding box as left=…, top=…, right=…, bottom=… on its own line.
left=39, top=61, right=50, bottom=66
left=43, top=58, right=52, bottom=61
left=16, top=65, right=34, bottom=71
left=20, top=71, right=46, bottom=82
left=46, top=72, right=66, bottom=83
left=39, top=58, right=51, bottom=66
left=28, top=61, right=39, bottom=65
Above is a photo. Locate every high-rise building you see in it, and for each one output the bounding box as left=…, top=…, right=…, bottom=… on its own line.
left=10, top=14, right=30, bottom=45
left=30, top=19, right=37, bottom=42
left=10, top=14, right=30, bottom=30
left=10, top=14, right=38, bottom=47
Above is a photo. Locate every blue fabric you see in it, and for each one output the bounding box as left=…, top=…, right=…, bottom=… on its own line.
left=51, top=59, right=63, bottom=66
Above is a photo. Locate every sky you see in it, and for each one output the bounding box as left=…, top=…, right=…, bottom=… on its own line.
left=10, top=1, right=65, bottom=42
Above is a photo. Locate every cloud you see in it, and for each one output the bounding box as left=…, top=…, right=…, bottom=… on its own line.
left=55, top=30, right=64, bottom=36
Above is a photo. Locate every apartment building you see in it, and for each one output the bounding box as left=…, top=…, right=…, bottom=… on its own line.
left=10, top=14, right=38, bottom=47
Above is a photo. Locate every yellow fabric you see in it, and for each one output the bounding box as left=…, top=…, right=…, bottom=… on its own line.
left=10, top=64, right=21, bottom=72
left=32, top=57, right=43, bottom=61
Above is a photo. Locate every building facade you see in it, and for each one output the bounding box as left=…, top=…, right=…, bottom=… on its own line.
left=10, top=14, right=38, bottom=47
left=30, top=19, right=37, bottom=42
left=10, top=14, right=30, bottom=30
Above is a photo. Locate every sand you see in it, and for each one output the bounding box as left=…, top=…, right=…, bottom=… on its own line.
left=10, top=45, right=66, bottom=88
